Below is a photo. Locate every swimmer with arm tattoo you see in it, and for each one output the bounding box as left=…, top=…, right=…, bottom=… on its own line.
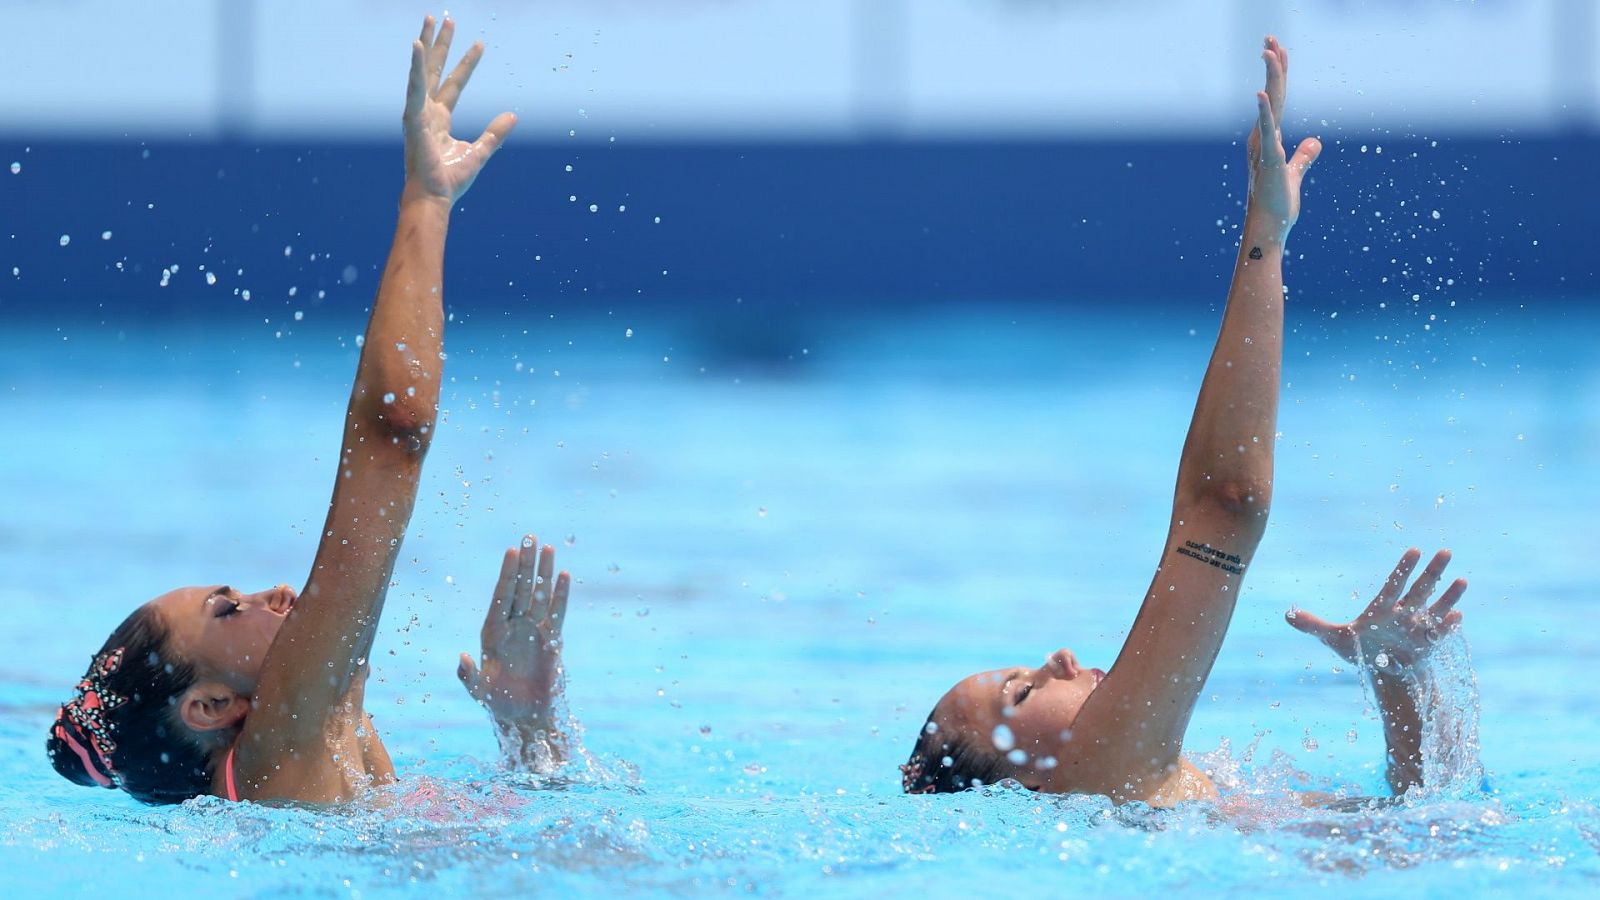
left=902, top=36, right=1322, bottom=805
left=902, top=39, right=1474, bottom=804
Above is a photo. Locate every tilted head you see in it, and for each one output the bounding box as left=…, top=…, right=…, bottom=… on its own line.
left=47, top=584, right=294, bottom=804
left=902, top=648, right=1104, bottom=793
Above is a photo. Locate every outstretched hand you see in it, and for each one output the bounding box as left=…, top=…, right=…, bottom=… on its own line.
left=1286, top=548, right=1468, bottom=672
left=458, top=536, right=571, bottom=725
left=403, top=15, right=518, bottom=206
left=1246, top=36, right=1321, bottom=238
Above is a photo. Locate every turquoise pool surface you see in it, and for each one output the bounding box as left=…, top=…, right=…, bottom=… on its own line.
left=2, top=303, right=1596, bottom=896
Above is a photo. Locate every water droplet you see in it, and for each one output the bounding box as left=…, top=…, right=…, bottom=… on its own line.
left=588, top=204, right=598, bottom=213
left=206, top=271, right=218, bottom=285
left=293, top=310, right=304, bottom=321
left=992, top=724, right=1015, bottom=751
left=58, top=234, right=70, bottom=247
left=756, top=507, right=768, bottom=518
left=624, top=328, right=633, bottom=338
left=100, top=231, right=113, bottom=241
left=1007, top=749, right=1028, bottom=765
left=382, top=392, right=396, bottom=403
left=565, top=534, right=576, bottom=546
left=341, top=264, right=358, bottom=284
left=1431, top=210, right=1441, bottom=220
left=8, top=162, right=19, bottom=174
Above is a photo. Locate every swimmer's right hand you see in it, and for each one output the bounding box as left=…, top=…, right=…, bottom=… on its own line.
left=401, top=15, right=518, bottom=208
left=1285, top=548, right=1468, bottom=673
left=458, top=536, right=571, bottom=726
left=1245, top=36, right=1321, bottom=240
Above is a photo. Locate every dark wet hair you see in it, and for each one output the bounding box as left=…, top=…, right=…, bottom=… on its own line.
left=47, top=605, right=219, bottom=804
left=901, top=704, right=1009, bottom=794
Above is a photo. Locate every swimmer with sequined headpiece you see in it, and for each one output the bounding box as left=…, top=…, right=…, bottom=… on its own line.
left=48, top=16, right=575, bottom=804
left=902, top=37, right=1470, bottom=805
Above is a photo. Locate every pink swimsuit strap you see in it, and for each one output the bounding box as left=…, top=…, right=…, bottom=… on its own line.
left=223, top=746, right=240, bottom=802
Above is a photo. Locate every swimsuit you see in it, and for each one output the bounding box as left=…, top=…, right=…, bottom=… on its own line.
left=223, top=746, right=240, bottom=802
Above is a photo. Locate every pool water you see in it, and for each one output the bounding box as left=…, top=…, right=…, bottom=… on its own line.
left=2, top=302, right=1596, bottom=896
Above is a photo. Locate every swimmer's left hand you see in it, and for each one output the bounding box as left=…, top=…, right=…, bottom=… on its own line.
left=1285, top=548, right=1467, bottom=673
left=402, top=15, right=518, bottom=208
left=458, top=536, right=570, bottom=727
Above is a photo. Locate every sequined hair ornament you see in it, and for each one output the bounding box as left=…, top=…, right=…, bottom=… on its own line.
left=53, top=647, right=128, bottom=788
left=900, top=759, right=935, bottom=794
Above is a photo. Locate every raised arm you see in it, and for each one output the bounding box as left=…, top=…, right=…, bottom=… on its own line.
left=1057, top=37, right=1321, bottom=801
left=1288, top=549, right=1468, bottom=794
left=237, top=17, right=516, bottom=793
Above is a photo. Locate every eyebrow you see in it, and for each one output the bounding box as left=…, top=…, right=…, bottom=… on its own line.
left=199, top=585, right=229, bottom=612
left=999, top=672, right=1019, bottom=709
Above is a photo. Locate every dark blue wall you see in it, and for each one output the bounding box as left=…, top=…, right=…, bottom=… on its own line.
left=2, top=136, right=1593, bottom=326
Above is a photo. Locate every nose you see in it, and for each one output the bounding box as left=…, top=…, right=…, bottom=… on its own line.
left=1043, top=648, right=1081, bottom=680
left=245, top=585, right=297, bottom=614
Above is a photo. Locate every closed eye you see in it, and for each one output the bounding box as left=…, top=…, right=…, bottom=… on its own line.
left=1013, top=682, right=1034, bottom=706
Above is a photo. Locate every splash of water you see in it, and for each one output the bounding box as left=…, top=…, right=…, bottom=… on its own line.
left=1353, top=631, right=1487, bottom=798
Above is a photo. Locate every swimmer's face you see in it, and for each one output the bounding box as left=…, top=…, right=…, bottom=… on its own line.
left=151, top=584, right=295, bottom=694
left=939, top=648, right=1104, bottom=778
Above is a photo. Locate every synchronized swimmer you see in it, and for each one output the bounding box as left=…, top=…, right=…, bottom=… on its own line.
left=48, top=20, right=1470, bottom=808
left=901, top=37, right=1469, bottom=805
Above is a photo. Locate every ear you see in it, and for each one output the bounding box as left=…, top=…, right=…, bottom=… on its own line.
left=178, top=682, right=250, bottom=733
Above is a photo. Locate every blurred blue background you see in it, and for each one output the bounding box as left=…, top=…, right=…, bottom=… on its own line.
left=2, top=0, right=1594, bottom=330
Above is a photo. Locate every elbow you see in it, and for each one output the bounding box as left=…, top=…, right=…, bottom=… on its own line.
left=1180, top=478, right=1273, bottom=536
left=379, top=403, right=435, bottom=457
left=354, top=396, right=435, bottom=459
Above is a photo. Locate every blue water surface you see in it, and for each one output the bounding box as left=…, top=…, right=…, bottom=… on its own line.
left=2, top=301, right=1596, bottom=896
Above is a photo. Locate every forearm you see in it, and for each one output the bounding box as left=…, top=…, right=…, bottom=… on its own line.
left=349, top=193, right=451, bottom=444
left=270, top=194, right=451, bottom=699
left=1173, top=212, right=1286, bottom=527
left=1370, top=669, right=1427, bottom=794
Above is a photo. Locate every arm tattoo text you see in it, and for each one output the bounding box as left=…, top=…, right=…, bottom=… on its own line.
left=1176, top=540, right=1246, bottom=575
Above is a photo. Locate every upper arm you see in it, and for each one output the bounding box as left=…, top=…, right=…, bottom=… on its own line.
left=1061, top=502, right=1261, bottom=796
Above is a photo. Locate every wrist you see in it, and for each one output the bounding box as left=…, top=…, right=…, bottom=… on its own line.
left=1241, top=210, right=1290, bottom=248
left=1366, top=660, right=1428, bottom=700
left=492, top=716, right=568, bottom=770
left=399, top=182, right=455, bottom=216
